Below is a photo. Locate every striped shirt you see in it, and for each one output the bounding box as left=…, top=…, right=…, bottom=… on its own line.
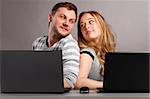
left=32, top=34, right=80, bottom=88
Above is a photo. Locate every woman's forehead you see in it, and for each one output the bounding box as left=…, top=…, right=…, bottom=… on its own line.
left=80, top=13, right=94, bottom=22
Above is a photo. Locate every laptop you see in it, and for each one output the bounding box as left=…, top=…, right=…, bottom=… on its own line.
left=103, top=52, right=149, bottom=93
left=1, top=50, right=64, bottom=93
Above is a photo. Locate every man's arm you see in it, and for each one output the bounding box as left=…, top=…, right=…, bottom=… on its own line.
left=64, top=80, right=71, bottom=88
left=62, top=38, right=80, bottom=89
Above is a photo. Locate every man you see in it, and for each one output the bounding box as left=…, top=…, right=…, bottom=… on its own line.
left=32, top=2, right=80, bottom=89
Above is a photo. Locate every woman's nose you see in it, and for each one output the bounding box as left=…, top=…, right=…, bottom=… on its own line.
left=85, top=23, right=90, bottom=30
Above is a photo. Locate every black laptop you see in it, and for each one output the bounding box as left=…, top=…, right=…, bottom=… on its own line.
left=1, top=50, right=64, bottom=93
left=103, top=52, right=149, bottom=93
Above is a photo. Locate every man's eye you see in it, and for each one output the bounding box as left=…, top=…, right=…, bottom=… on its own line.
left=70, top=20, right=75, bottom=24
left=60, top=15, right=65, bottom=19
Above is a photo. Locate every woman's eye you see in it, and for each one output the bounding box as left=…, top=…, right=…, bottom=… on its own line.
left=89, top=20, right=94, bottom=24
left=80, top=23, right=84, bottom=28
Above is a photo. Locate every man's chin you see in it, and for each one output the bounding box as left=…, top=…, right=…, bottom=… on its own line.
left=59, top=32, right=70, bottom=36
left=57, top=32, right=70, bottom=38
left=61, top=33, right=70, bottom=38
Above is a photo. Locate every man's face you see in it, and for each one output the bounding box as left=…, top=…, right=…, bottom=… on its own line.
left=50, top=7, right=76, bottom=37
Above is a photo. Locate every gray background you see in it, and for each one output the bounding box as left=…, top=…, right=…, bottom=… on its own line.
left=0, top=0, right=149, bottom=95
left=0, top=0, right=149, bottom=52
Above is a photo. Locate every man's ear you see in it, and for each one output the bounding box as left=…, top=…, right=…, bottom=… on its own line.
left=48, top=14, right=52, bottom=27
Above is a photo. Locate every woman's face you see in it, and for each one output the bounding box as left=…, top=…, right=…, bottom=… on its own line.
left=80, top=13, right=101, bottom=43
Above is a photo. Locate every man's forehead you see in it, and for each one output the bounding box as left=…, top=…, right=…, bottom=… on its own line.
left=55, top=7, right=76, bottom=18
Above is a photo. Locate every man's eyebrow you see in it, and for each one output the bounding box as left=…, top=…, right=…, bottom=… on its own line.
left=70, top=18, right=76, bottom=21
left=61, top=14, right=76, bottom=20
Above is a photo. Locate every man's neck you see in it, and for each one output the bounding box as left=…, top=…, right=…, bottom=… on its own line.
left=47, top=32, right=61, bottom=47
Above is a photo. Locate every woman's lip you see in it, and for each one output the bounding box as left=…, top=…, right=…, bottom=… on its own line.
left=86, top=30, right=94, bottom=33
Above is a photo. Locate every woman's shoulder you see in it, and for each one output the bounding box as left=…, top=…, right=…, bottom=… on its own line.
left=81, top=47, right=93, bottom=52
left=81, top=48, right=96, bottom=55
left=80, top=48, right=97, bottom=60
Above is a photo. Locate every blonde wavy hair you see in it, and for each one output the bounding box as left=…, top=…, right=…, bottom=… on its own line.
left=78, top=11, right=116, bottom=76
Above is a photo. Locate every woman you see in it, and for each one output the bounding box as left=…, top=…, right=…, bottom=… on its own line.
left=75, top=11, right=116, bottom=89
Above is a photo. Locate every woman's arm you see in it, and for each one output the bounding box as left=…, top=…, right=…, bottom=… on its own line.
left=75, top=53, right=103, bottom=89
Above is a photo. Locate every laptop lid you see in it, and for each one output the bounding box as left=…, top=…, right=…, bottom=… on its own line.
left=1, top=50, right=64, bottom=93
left=103, top=52, right=149, bottom=93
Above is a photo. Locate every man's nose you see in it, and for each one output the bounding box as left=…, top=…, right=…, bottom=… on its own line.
left=63, top=20, right=69, bottom=26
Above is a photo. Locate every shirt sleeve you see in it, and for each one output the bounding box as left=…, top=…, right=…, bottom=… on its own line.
left=61, top=39, right=80, bottom=88
left=80, top=50, right=94, bottom=60
left=32, top=36, right=47, bottom=50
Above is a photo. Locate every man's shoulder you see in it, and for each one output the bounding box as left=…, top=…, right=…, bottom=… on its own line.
left=33, top=36, right=48, bottom=42
left=61, top=34, right=78, bottom=44
left=32, top=36, right=48, bottom=50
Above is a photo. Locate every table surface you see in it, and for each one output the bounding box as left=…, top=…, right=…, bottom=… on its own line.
left=0, top=90, right=150, bottom=99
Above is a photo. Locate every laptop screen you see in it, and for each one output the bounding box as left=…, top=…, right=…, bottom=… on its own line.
left=103, top=52, right=149, bottom=93
left=1, top=50, right=64, bottom=93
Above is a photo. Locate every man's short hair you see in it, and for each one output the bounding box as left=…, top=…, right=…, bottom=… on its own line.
left=48, top=2, right=77, bottom=27
left=52, top=2, right=77, bottom=20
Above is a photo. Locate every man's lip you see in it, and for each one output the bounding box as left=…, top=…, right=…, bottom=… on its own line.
left=60, top=26, right=69, bottom=31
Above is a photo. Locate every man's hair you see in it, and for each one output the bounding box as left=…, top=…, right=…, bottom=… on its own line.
left=52, top=2, right=77, bottom=19
left=48, top=2, right=77, bottom=27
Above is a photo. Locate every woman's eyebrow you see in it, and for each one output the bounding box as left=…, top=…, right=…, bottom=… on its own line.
left=87, top=18, right=94, bottom=20
left=80, top=18, right=94, bottom=23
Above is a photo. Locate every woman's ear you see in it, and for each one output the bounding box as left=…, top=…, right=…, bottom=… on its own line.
left=48, top=14, right=52, bottom=22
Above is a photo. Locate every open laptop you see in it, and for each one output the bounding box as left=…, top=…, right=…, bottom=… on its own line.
left=102, top=52, right=149, bottom=93
left=1, top=50, right=64, bottom=93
